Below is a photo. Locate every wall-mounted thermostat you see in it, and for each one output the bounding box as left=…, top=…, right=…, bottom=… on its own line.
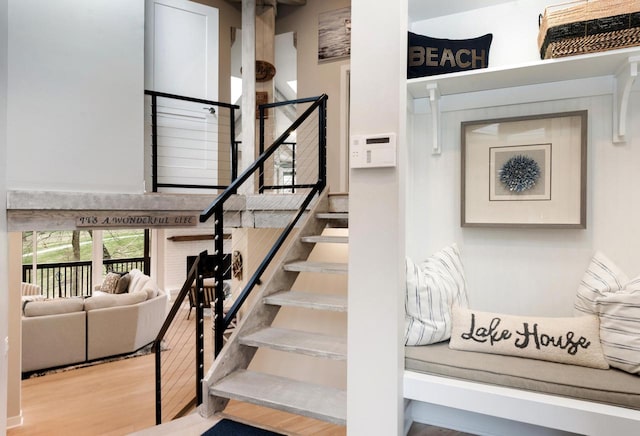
left=350, top=133, right=397, bottom=168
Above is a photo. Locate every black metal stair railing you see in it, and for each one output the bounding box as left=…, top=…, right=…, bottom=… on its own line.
left=152, top=250, right=208, bottom=424
left=151, top=94, right=327, bottom=425
left=144, top=90, right=240, bottom=192
left=200, top=94, right=328, bottom=357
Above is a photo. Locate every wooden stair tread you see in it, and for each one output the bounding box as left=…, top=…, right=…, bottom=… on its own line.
left=316, top=212, right=348, bottom=220
left=300, top=235, right=349, bottom=244
left=264, top=291, right=348, bottom=312
left=210, top=370, right=346, bottom=425
left=284, top=260, right=348, bottom=274
left=239, top=327, right=346, bottom=360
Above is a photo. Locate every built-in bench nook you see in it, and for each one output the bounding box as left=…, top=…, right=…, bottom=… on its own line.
left=403, top=242, right=640, bottom=434
left=405, top=343, right=640, bottom=435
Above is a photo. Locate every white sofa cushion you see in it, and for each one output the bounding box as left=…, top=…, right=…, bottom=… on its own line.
left=84, top=291, right=147, bottom=311
left=22, top=311, right=86, bottom=372
left=23, top=298, right=85, bottom=317
left=128, top=269, right=158, bottom=299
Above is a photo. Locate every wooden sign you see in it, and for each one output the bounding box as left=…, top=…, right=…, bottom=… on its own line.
left=76, top=214, right=198, bottom=228
left=256, top=60, right=276, bottom=82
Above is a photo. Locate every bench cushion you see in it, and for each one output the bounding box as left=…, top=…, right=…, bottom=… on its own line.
left=405, top=342, right=640, bottom=410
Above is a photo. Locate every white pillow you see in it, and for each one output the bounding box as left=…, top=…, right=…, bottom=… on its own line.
left=574, top=251, right=640, bottom=373
left=450, top=307, right=609, bottom=369
left=574, top=251, right=640, bottom=315
left=597, top=290, right=640, bottom=374
left=404, top=243, right=469, bottom=346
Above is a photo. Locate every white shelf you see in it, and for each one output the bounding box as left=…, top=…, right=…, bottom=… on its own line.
left=407, top=47, right=640, bottom=99
left=407, top=47, right=640, bottom=147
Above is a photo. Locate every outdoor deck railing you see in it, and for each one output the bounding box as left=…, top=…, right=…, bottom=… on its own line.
left=22, top=257, right=147, bottom=299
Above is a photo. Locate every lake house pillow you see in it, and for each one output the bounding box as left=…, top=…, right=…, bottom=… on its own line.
left=405, top=244, right=469, bottom=346
left=450, top=307, right=609, bottom=369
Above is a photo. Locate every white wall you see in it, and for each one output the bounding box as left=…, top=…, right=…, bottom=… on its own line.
left=407, top=2, right=640, bottom=317
left=410, top=0, right=550, bottom=67
left=409, top=93, right=640, bottom=317
left=7, top=0, right=145, bottom=194
left=275, top=0, right=351, bottom=192
left=0, top=0, right=8, bottom=430
left=348, top=0, right=406, bottom=434
left=160, top=228, right=230, bottom=293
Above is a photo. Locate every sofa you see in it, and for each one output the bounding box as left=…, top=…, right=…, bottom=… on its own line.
left=22, top=269, right=168, bottom=373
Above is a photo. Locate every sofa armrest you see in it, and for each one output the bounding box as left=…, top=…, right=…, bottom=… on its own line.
left=22, top=312, right=86, bottom=372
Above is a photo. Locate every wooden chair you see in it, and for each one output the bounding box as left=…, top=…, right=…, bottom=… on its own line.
left=187, top=278, right=216, bottom=320
left=185, top=254, right=232, bottom=319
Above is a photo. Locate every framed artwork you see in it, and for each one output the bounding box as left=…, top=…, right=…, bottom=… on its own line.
left=318, top=7, right=351, bottom=62
left=461, top=111, right=587, bottom=228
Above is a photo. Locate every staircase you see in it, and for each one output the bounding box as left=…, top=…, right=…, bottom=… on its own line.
left=201, top=191, right=348, bottom=426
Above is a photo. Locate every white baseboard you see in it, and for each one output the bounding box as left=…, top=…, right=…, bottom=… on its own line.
left=6, top=411, right=23, bottom=429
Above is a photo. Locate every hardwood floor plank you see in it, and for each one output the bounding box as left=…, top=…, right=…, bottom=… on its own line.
left=8, top=305, right=347, bottom=436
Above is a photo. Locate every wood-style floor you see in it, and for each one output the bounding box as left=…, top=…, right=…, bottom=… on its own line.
left=8, top=301, right=468, bottom=435
left=8, top=348, right=473, bottom=436
left=8, top=350, right=471, bottom=436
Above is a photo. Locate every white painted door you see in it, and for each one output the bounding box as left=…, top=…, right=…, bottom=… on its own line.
left=144, top=0, right=221, bottom=193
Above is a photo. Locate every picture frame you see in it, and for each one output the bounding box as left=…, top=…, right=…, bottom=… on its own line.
left=461, top=111, right=587, bottom=228
left=318, top=7, right=351, bottom=62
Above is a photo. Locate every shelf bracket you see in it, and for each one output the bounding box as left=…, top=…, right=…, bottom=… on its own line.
left=427, top=83, right=441, bottom=155
left=613, top=56, right=640, bottom=143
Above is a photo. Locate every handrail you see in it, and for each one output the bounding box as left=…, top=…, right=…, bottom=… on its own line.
left=152, top=94, right=328, bottom=422
left=259, top=95, right=324, bottom=109
left=200, top=94, right=328, bottom=222
left=200, top=94, right=328, bottom=356
left=144, top=90, right=240, bottom=192
left=152, top=250, right=206, bottom=424
left=144, top=90, right=240, bottom=110
left=221, top=185, right=320, bottom=332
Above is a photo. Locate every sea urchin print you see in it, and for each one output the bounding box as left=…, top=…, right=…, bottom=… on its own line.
left=499, top=155, right=541, bottom=193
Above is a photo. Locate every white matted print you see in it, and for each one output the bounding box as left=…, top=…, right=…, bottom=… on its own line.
left=489, top=143, right=551, bottom=201
left=462, top=111, right=587, bottom=228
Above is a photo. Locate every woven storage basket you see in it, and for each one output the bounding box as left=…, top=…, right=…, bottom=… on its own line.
left=538, top=0, right=640, bottom=59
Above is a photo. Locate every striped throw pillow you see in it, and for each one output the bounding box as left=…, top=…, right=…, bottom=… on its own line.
left=574, top=251, right=640, bottom=315
left=574, top=251, right=640, bottom=373
left=405, top=244, right=469, bottom=346
left=597, top=290, right=640, bottom=374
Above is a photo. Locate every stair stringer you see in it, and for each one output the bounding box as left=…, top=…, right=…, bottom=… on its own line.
left=199, top=188, right=333, bottom=418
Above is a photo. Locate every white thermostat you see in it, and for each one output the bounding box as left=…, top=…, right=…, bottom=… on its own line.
left=350, top=133, right=397, bottom=168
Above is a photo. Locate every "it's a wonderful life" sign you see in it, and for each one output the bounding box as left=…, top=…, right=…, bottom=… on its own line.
left=76, top=214, right=197, bottom=228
